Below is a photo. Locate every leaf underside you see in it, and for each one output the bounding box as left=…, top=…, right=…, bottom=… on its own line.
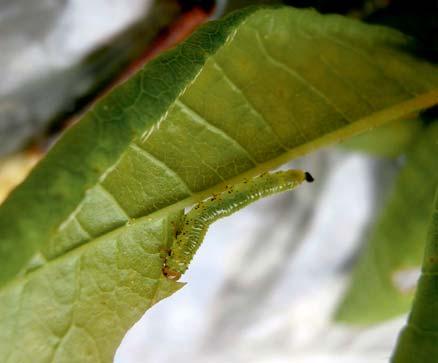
left=0, top=6, right=437, bottom=362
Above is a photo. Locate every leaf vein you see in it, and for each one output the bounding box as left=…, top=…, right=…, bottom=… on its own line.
left=175, top=99, right=258, bottom=165
left=129, top=143, right=194, bottom=195
left=74, top=217, right=93, bottom=239
left=318, top=54, right=376, bottom=111
left=255, top=31, right=352, bottom=124
left=96, top=184, right=131, bottom=220
left=321, top=33, right=419, bottom=96
left=211, top=58, right=290, bottom=151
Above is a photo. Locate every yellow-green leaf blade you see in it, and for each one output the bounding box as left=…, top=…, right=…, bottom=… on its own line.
left=0, top=212, right=183, bottom=363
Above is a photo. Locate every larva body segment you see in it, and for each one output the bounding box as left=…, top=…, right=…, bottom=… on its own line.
left=163, top=169, right=312, bottom=280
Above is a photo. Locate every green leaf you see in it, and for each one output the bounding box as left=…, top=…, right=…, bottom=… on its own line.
left=340, top=117, right=423, bottom=157
left=0, top=6, right=437, bottom=362
left=391, top=183, right=438, bottom=362
left=336, top=121, right=438, bottom=324
left=0, top=212, right=184, bottom=363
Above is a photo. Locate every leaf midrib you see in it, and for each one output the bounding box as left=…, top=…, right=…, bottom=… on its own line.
left=4, top=90, right=436, bottom=292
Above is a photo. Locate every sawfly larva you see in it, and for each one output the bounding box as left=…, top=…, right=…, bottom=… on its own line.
left=163, top=169, right=314, bottom=280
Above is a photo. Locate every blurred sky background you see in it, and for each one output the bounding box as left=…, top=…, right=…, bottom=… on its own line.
left=0, top=0, right=423, bottom=362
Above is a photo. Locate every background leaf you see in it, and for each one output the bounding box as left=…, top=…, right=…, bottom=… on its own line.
left=391, top=179, right=438, bottom=362
left=336, top=120, right=438, bottom=323
left=0, top=6, right=437, bottom=362
left=340, top=117, right=422, bottom=157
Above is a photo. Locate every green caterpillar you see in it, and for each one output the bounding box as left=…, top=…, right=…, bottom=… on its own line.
left=163, top=169, right=314, bottom=280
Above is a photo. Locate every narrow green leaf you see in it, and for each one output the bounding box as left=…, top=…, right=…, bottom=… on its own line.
left=391, top=184, right=438, bottom=362
left=336, top=121, right=438, bottom=324
left=0, top=6, right=437, bottom=362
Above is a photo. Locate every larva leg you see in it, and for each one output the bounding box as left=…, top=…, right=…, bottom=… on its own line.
left=163, top=169, right=313, bottom=280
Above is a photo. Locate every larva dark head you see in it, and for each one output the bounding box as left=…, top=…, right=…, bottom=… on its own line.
left=304, top=172, right=314, bottom=183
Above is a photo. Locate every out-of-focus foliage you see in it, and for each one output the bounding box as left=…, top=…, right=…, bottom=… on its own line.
left=341, top=118, right=422, bottom=157
left=337, top=120, right=438, bottom=323
left=391, top=181, right=438, bottom=362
